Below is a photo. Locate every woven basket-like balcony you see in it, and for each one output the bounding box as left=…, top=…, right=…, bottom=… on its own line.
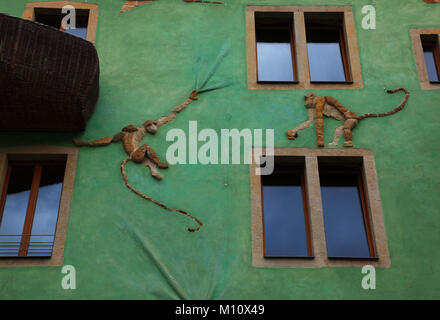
left=0, top=13, right=99, bottom=131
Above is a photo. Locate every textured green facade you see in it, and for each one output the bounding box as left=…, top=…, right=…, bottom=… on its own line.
left=0, top=0, right=439, bottom=299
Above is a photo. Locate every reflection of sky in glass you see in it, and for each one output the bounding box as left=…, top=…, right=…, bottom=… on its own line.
left=424, top=51, right=439, bottom=82
left=0, top=165, right=64, bottom=257
left=0, top=190, right=30, bottom=256
left=28, top=183, right=63, bottom=256
left=257, top=42, right=294, bottom=82
left=321, top=185, right=370, bottom=258
left=65, top=27, right=87, bottom=39
left=0, top=166, right=33, bottom=256
left=263, top=185, right=308, bottom=257
left=307, top=43, right=346, bottom=82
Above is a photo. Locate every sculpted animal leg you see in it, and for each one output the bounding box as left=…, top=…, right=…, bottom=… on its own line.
left=287, top=109, right=315, bottom=140
left=73, top=132, right=124, bottom=147
left=315, top=97, right=326, bottom=147
left=328, top=125, right=344, bottom=147
left=142, top=158, right=163, bottom=181
left=146, top=146, right=168, bottom=169
left=342, top=119, right=358, bottom=147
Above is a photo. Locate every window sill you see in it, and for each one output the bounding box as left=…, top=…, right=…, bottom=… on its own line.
left=264, top=256, right=315, bottom=259
left=310, top=81, right=354, bottom=84
left=257, top=80, right=299, bottom=84
left=327, top=256, right=379, bottom=261
left=0, top=256, right=52, bottom=259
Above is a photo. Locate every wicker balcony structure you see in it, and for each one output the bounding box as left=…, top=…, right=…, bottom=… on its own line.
left=0, top=13, right=99, bottom=131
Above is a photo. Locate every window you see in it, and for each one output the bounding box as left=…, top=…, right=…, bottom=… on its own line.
left=0, top=146, right=78, bottom=267
left=23, top=1, right=98, bottom=44
left=318, top=164, right=375, bottom=259
left=411, top=28, right=440, bottom=90
left=262, top=161, right=311, bottom=258
left=421, top=35, right=440, bottom=83
left=251, top=148, right=390, bottom=268
left=255, top=12, right=297, bottom=83
left=246, top=6, right=362, bottom=90
left=305, top=13, right=351, bottom=83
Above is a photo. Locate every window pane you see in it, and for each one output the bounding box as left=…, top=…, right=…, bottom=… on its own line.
left=307, top=42, right=346, bottom=82
left=0, top=165, right=34, bottom=257
left=255, top=12, right=295, bottom=82
left=257, top=40, right=294, bottom=82
left=424, top=50, right=439, bottom=82
left=305, top=12, right=347, bottom=82
left=320, top=173, right=371, bottom=258
left=28, top=165, right=65, bottom=257
left=34, top=8, right=63, bottom=29
left=262, top=171, right=309, bottom=257
left=65, top=27, right=88, bottom=39
left=34, top=8, right=89, bottom=40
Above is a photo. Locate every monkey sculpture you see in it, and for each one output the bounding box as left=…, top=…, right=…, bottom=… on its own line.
left=286, top=88, right=409, bottom=147
left=73, top=90, right=203, bottom=232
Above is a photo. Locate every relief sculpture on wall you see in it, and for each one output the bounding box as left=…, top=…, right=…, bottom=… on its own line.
left=286, top=88, right=409, bottom=147
left=73, top=45, right=230, bottom=232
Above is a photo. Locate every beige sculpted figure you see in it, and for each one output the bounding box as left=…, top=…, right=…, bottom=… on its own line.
left=287, top=88, right=409, bottom=148
left=74, top=90, right=199, bottom=181
left=73, top=42, right=229, bottom=232
left=73, top=90, right=204, bottom=232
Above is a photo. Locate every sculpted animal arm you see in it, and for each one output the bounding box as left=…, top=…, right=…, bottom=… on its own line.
left=72, top=40, right=229, bottom=233
left=286, top=88, right=409, bottom=148
left=73, top=132, right=125, bottom=147
left=72, top=90, right=203, bottom=232
left=286, top=109, right=315, bottom=140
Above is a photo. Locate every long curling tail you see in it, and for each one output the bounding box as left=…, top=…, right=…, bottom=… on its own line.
left=120, top=158, right=203, bottom=232
left=358, top=87, right=409, bottom=120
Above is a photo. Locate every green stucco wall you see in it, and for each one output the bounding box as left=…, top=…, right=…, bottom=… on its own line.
left=0, top=0, right=439, bottom=299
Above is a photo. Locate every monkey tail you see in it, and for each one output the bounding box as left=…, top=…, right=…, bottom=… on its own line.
left=358, top=88, right=409, bottom=120
left=120, top=158, right=203, bottom=232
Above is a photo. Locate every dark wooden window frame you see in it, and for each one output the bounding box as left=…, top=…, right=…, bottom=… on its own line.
left=305, top=25, right=353, bottom=84
left=255, top=19, right=299, bottom=84
left=261, top=166, right=313, bottom=258
left=421, top=36, right=440, bottom=83
left=23, top=1, right=98, bottom=44
left=0, top=146, right=78, bottom=267
left=410, top=28, right=440, bottom=90
left=318, top=166, right=377, bottom=259
left=0, top=161, right=66, bottom=258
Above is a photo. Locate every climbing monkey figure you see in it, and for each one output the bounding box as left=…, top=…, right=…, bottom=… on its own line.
left=73, top=90, right=204, bottom=232
left=286, top=88, right=409, bottom=147
left=73, top=42, right=229, bottom=232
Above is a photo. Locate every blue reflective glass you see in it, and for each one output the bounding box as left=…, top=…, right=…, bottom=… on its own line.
left=262, top=170, right=309, bottom=257
left=28, top=165, right=65, bottom=257
left=257, top=42, right=294, bottom=82
left=307, top=42, right=346, bottom=82
left=65, top=27, right=88, bottom=39
left=320, top=173, right=370, bottom=258
left=424, top=50, right=439, bottom=82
